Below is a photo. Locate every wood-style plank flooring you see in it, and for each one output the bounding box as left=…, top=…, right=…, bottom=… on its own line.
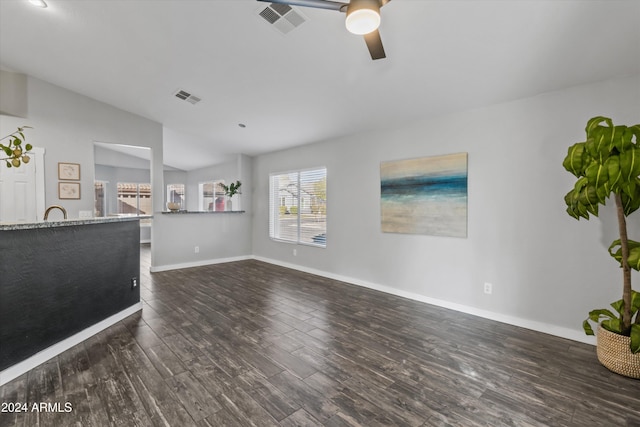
left=1, top=244, right=639, bottom=426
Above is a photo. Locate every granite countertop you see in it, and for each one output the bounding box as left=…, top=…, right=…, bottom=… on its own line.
left=161, top=210, right=245, bottom=215
left=0, top=216, right=142, bottom=231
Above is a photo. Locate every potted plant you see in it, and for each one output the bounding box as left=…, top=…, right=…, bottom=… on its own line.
left=221, top=180, right=241, bottom=211
left=563, top=116, right=640, bottom=378
left=1, top=126, right=33, bottom=168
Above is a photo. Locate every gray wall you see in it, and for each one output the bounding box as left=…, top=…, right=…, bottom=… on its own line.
left=5, top=70, right=639, bottom=344
left=95, top=164, right=151, bottom=216
left=152, top=154, right=253, bottom=269
left=185, top=155, right=249, bottom=212
left=0, top=75, right=164, bottom=219
left=251, top=74, right=640, bottom=343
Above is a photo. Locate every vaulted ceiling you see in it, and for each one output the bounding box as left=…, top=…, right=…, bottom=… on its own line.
left=1, top=0, right=639, bottom=170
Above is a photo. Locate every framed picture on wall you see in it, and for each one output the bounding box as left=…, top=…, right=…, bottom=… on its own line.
left=58, top=162, right=80, bottom=180
left=59, top=182, right=81, bottom=199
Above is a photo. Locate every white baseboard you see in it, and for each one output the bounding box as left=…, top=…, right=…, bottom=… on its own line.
left=0, top=303, right=142, bottom=386
left=253, top=256, right=596, bottom=347
left=150, top=255, right=253, bottom=272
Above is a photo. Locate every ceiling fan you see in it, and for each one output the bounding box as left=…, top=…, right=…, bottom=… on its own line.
left=257, top=0, right=391, bottom=60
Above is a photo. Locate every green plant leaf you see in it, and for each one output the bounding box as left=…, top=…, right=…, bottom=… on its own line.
left=621, top=189, right=640, bottom=216
left=563, top=143, right=587, bottom=177
left=609, top=240, right=640, bottom=270
left=3, top=146, right=12, bottom=156
left=631, top=324, right=640, bottom=353
left=586, top=127, right=612, bottom=161
left=585, top=116, right=613, bottom=134
left=609, top=239, right=623, bottom=264
left=631, top=290, right=640, bottom=315
left=577, top=184, right=599, bottom=215
left=619, top=147, right=640, bottom=184
left=627, top=242, right=640, bottom=270
left=576, top=201, right=590, bottom=219
left=588, top=308, right=617, bottom=322
left=566, top=206, right=580, bottom=220
left=620, top=180, right=637, bottom=198
left=585, top=163, right=609, bottom=190
left=615, top=126, right=634, bottom=152
left=619, top=124, right=640, bottom=152
left=605, top=156, right=622, bottom=191
left=602, top=318, right=623, bottom=334
left=610, top=298, right=624, bottom=315
left=583, top=319, right=595, bottom=335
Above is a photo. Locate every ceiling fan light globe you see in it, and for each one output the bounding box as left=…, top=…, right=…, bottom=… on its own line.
left=345, top=8, right=380, bottom=35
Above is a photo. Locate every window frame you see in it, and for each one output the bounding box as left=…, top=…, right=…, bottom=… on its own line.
left=166, top=183, right=186, bottom=210
left=269, top=167, right=327, bottom=248
left=198, top=180, right=226, bottom=211
left=116, top=182, right=152, bottom=216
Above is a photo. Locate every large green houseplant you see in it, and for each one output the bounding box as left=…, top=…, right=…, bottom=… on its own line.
left=563, top=116, right=640, bottom=362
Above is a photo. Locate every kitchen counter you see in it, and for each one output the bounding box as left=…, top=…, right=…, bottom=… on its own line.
left=0, top=215, right=141, bottom=231
left=0, top=216, right=141, bottom=381
left=160, top=210, right=245, bottom=214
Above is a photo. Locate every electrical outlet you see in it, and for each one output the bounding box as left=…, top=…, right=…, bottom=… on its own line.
left=194, top=246, right=199, bottom=253
left=293, top=249, right=297, bottom=256
left=131, top=277, right=138, bottom=289
left=484, top=282, right=493, bottom=294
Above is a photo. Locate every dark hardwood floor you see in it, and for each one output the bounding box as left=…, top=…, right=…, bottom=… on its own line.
left=1, top=244, right=639, bottom=426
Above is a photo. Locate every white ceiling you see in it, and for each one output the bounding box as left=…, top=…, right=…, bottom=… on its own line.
left=1, top=0, right=639, bottom=171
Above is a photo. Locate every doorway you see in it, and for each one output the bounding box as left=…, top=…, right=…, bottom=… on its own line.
left=0, top=147, right=45, bottom=222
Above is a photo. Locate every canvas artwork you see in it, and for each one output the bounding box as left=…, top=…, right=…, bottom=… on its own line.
left=380, top=152, right=468, bottom=237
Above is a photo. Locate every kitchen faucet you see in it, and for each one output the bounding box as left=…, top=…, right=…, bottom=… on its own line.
left=44, top=205, right=68, bottom=220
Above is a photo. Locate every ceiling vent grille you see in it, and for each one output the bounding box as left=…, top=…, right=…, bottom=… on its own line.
left=174, top=90, right=201, bottom=105
left=257, top=3, right=306, bottom=34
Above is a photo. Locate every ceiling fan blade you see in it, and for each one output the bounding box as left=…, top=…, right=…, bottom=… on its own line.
left=257, top=0, right=348, bottom=12
left=363, top=30, right=386, bottom=60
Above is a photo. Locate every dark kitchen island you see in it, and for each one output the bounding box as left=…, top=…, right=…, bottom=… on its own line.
left=0, top=217, right=141, bottom=383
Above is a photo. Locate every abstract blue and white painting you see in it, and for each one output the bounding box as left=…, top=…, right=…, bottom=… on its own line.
left=381, top=152, right=468, bottom=237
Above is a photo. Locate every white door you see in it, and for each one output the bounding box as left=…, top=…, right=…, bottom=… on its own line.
left=0, top=147, right=45, bottom=222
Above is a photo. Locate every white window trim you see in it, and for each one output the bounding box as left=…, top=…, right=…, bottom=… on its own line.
left=269, top=167, right=327, bottom=248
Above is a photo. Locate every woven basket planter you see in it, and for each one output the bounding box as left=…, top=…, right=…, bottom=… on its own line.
left=596, top=325, right=640, bottom=379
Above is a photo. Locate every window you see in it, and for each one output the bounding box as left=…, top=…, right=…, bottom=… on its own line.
left=199, top=181, right=225, bottom=211
left=167, top=184, right=185, bottom=210
left=117, top=182, right=152, bottom=215
left=94, top=181, right=107, bottom=217
left=270, top=167, right=326, bottom=247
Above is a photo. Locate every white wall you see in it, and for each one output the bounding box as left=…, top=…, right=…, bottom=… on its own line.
left=0, top=75, right=164, bottom=219
left=185, top=155, right=247, bottom=212
left=151, top=154, right=253, bottom=270
left=95, top=164, right=151, bottom=216
left=251, top=74, right=640, bottom=343
left=164, top=169, right=188, bottom=208
left=0, top=70, right=27, bottom=117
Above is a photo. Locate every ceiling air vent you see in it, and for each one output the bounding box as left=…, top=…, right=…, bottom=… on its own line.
left=174, top=89, right=201, bottom=105
left=257, top=3, right=306, bottom=34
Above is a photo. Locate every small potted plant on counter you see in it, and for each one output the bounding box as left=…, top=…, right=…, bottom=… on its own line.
left=221, top=180, right=241, bottom=211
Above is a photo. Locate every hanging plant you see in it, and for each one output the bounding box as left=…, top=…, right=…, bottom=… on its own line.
left=0, top=126, right=33, bottom=168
